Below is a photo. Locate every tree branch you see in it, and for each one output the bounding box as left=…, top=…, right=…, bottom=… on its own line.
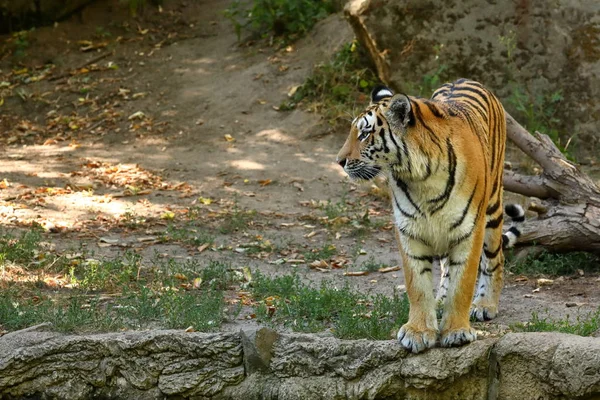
left=503, top=170, right=553, bottom=199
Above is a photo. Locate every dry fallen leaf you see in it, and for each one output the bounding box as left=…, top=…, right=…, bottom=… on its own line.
left=310, top=260, right=328, bottom=269
left=344, top=271, right=369, bottom=277
left=185, top=326, right=196, bottom=332
left=192, top=277, right=202, bottom=289
left=537, top=278, right=554, bottom=286
left=198, top=243, right=209, bottom=253
left=378, top=266, right=401, bottom=273
left=258, top=179, right=272, bottom=186
left=224, top=134, right=235, bottom=142
left=514, top=276, right=528, bottom=282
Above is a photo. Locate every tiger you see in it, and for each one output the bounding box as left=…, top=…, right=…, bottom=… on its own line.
left=336, top=78, right=524, bottom=353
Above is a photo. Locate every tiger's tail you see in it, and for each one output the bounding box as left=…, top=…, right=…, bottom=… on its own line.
left=502, top=204, right=525, bottom=248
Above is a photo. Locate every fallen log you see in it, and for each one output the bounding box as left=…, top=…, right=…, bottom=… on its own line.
left=503, top=114, right=600, bottom=253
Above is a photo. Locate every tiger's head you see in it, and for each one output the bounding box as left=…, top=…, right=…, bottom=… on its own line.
left=336, top=85, right=413, bottom=180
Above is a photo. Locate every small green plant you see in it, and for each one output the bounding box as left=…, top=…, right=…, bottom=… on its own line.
left=512, top=308, right=600, bottom=337
left=283, top=40, right=378, bottom=127
left=251, top=271, right=409, bottom=339
left=499, top=30, right=574, bottom=159
left=359, top=256, right=384, bottom=272
left=506, top=86, right=571, bottom=156
left=161, top=225, right=214, bottom=246
left=218, top=203, right=256, bottom=234
left=224, top=0, right=335, bottom=42
left=0, top=229, right=43, bottom=266
left=303, top=243, right=337, bottom=262
left=11, top=30, right=31, bottom=58
left=506, top=250, right=599, bottom=276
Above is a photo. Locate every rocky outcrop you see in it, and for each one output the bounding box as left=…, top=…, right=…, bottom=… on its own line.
left=344, top=0, right=600, bottom=153
left=0, top=324, right=599, bottom=399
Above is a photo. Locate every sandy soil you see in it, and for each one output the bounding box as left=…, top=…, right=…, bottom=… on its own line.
left=0, top=0, right=598, bottom=335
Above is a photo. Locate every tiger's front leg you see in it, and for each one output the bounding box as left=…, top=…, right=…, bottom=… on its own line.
left=439, top=224, right=486, bottom=347
left=396, top=229, right=438, bottom=353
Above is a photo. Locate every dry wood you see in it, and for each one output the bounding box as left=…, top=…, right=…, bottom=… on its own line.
left=503, top=113, right=600, bottom=253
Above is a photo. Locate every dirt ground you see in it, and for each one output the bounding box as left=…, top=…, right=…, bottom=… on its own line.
left=0, top=0, right=598, bottom=335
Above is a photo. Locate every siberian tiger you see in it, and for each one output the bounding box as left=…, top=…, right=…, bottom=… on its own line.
left=336, top=79, right=524, bottom=353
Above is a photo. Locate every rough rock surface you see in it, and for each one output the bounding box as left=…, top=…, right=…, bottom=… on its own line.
left=0, top=326, right=599, bottom=399
left=345, top=0, right=600, bottom=152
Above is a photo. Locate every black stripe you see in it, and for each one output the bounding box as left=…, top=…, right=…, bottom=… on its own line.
left=485, top=214, right=503, bottom=229
left=379, top=128, right=390, bottom=154
left=489, top=179, right=500, bottom=204
left=424, top=101, right=444, bottom=118
left=401, top=138, right=412, bottom=174
left=485, top=260, right=502, bottom=274
left=508, top=226, right=521, bottom=237
left=486, top=199, right=501, bottom=215
left=429, top=138, right=457, bottom=214
left=450, top=182, right=478, bottom=230
left=398, top=226, right=431, bottom=247
left=454, top=87, right=488, bottom=116
left=377, top=116, right=383, bottom=126
left=391, top=191, right=416, bottom=219
left=407, top=254, right=434, bottom=263
left=413, top=103, right=443, bottom=152
left=394, top=178, right=423, bottom=216
left=450, top=229, right=473, bottom=247
left=448, top=259, right=466, bottom=267
left=484, top=243, right=502, bottom=259
left=512, top=215, right=525, bottom=223
left=420, top=267, right=433, bottom=275
left=488, top=98, right=499, bottom=172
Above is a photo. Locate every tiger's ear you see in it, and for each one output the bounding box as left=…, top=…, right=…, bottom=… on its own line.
left=387, top=94, right=412, bottom=128
left=371, top=85, right=394, bottom=103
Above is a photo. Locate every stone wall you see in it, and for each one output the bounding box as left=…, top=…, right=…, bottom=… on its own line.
left=345, top=0, right=600, bottom=154
left=1, top=324, right=599, bottom=399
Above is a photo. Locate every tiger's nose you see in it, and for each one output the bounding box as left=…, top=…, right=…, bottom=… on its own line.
left=337, top=158, right=347, bottom=168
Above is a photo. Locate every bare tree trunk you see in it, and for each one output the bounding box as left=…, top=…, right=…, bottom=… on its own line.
left=503, top=114, right=600, bottom=253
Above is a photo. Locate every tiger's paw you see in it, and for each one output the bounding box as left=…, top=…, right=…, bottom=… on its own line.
left=470, top=303, right=498, bottom=321
left=440, top=327, right=477, bottom=348
left=397, top=324, right=438, bottom=354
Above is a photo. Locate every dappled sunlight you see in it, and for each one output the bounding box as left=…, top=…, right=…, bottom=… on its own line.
left=229, top=160, right=266, bottom=170
left=0, top=262, right=73, bottom=289
left=255, top=129, right=295, bottom=143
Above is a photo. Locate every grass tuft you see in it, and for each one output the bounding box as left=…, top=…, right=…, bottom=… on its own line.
left=506, top=250, right=599, bottom=276
left=512, top=308, right=600, bottom=337
left=250, top=271, right=409, bottom=339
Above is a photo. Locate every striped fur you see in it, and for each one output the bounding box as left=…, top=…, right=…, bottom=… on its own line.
left=336, top=79, right=523, bottom=353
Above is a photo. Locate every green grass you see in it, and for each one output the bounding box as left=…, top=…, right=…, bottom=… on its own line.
left=250, top=271, right=409, bottom=339
left=512, top=308, right=600, bottom=337
left=218, top=204, right=257, bottom=234
left=359, top=256, right=385, bottom=273
left=160, top=224, right=215, bottom=246
left=283, top=40, right=378, bottom=127
left=0, top=230, right=238, bottom=333
left=303, top=243, right=337, bottom=262
left=224, top=0, right=335, bottom=42
left=506, top=250, right=600, bottom=276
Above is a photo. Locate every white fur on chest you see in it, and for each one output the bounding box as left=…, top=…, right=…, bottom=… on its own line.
left=389, top=176, right=475, bottom=254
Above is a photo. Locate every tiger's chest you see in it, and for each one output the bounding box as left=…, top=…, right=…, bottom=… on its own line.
left=389, top=175, right=478, bottom=253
